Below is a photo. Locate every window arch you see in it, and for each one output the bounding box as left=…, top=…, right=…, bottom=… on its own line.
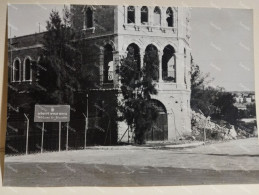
left=86, top=7, right=93, bottom=28
left=24, top=57, right=32, bottom=81
left=103, top=44, right=114, bottom=83
left=127, top=6, right=135, bottom=24
left=144, top=44, right=159, bottom=81
left=162, top=45, right=176, bottom=82
left=127, top=43, right=141, bottom=79
left=141, top=6, right=148, bottom=24
left=153, top=7, right=161, bottom=26
left=166, top=7, right=174, bottom=27
left=13, top=58, right=21, bottom=82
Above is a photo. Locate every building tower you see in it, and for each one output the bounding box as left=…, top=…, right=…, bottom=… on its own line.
left=71, top=5, right=192, bottom=142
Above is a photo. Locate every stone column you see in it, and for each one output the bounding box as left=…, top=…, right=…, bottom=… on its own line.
left=173, top=8, right=177, bottom=28
left=99, top=48, right=104, bottom=86
left=161, top=7, right=166, bottom=27
left=174, top=52, right=184, bottom=87
left=148, top=6, right=153, bottom=26
left=124, top=6, right=127, bottom=24
left=83, top=9, right=86, bottom=29
left=114, top=50, right=128, bottom=89
left=158, top=50, right=163, bottom=82
left=135, top=6, right=140, bottom=25
left=140, top=50, right=145, bottom=68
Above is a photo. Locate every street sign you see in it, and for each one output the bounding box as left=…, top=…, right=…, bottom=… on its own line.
left=34, top=105, right=70, bottom=122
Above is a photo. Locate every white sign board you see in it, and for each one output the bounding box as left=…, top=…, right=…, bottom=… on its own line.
left=34, top=105, right=70, bottom=122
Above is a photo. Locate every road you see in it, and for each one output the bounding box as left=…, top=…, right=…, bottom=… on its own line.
left=3, top=138, right=259, bottom=186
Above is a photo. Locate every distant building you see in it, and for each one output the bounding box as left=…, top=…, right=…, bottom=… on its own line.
left=235, top=96, right=244, bottom=103
left=234, top=103, right=247, bottom=110
left=245, top=97, right=252, bottom=103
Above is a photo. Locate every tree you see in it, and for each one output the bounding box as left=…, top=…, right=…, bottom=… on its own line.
left=190, top=58, right=214, bottom=116
left=32, top=7, right=82, bottom=106
left=212, top=91, right=238, bottom=125
left=117, top=45, right=159, bottom=144
left=190, top=58, right=239, bottom=125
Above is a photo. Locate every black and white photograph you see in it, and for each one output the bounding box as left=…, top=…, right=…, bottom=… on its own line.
left=3, top=4, right=258, bottom=186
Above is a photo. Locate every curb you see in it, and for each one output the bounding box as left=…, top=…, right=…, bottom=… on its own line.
left=164, top=142, right=205, bottom=149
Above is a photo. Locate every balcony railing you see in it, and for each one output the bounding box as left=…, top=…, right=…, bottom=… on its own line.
left=123, top=23, right=177, bottom=34
left=162, top=71, right=176, bottom=82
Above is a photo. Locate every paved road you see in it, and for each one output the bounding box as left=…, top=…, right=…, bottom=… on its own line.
left=3, top=138, right=259, bottom=186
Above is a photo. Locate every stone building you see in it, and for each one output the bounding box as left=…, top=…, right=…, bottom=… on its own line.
left=70, top=5, right=192, bottom=141
left=7, top=5, right=192, bottom=153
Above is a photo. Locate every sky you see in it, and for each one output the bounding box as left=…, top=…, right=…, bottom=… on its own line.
left=8, top=4, right=255, bottom=92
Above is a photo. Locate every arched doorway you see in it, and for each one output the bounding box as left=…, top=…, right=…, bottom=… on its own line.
left=146, top=99, right=168, bottom=141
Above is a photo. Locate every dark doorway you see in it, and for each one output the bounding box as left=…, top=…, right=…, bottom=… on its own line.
left=146, top=100, right=168, bottom=141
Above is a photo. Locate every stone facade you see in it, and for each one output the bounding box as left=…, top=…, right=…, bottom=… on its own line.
left=70, top=5, right=192, bottom=141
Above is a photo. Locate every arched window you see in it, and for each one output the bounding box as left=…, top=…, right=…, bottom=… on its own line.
left=144, top=44, right=159, bottom=81
left=127, top=43, right=141, bottom=79
left=103, top=44, right=114, bottom=83
left=141, top=6, right=148, bottom=24
left=166, top=8, right=174, bottom=27
left=24, top=58, right=32, bottom=81
left=13, top=59, right=21, bottom=82
left=162, top=45, right=176, bottom=82
left=86, top=7, right=93, bottom=28
left=127, top=6, right=135, bottom=24
left=153, top=7, right=161, bottom=26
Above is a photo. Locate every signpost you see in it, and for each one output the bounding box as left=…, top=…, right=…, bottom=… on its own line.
left=34, top=105, right=70, bottom=153
left=41, top=122, right=44, bottom=153
left=24, top=114, right=29, bottom=155
left=83, top=94, right=89, bottom=149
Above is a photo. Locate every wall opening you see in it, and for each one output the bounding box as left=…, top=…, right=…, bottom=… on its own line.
left=103, top=44, right=114, bottom=83
left=24, top=58, right=31, bottom=81
left=126, top=43, right=141, bottom=80
left=145, top=99, right=168, bottom=141
left=13, top=59, right=20, bottom=82
left=162, top=45, right=176, bottom=82
left=127, top=6, right=135, bottom=24
left=86, top=7, right=93, bottom=28
left=144, top=44, right=159, bottom=81
left=166, top=7, right=174, bottom=27
left=141, top=6, right=148, bottom=24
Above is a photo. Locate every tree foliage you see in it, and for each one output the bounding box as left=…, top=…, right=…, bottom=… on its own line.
left=117, top=45, right=159, bottom=144
left=190, top=58, right=238, bottom=125
left=33, top=7, right=82, bottom=105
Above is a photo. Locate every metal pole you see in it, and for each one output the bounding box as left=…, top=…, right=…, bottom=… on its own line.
left=59, top=121, right=61, bottom=152
left=128, top=126, right=130, bottom=144
left=87, top=94, right=89, bottom=121
left=66, top=122, right=69, bottom=151
left=204, top=118, right=208, bottom=143
left=86, top=94, right=89, bottom=148
left=41, top=122, right=44, bottom=153
left=24, top=114, right=29, bottom=155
